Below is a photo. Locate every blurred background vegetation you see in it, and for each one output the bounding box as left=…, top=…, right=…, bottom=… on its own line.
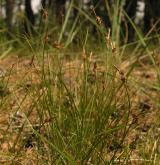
left=0, top=0, right=160, bottom=48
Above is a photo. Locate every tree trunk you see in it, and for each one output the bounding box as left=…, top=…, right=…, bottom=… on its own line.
left=6, top=0, right=14, bottom=34
left=144, top=0, right=160, bottom=34
left=24, top=0, right=35, bottom=34
left=55, top=0, right=66, bottom=24
left=123, top=0, right=138, bottom=42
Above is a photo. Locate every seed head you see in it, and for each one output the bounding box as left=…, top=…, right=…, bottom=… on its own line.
left=53, top=41, right=63, bottom=49
left=82, top=48, right=86, bottom=62
left=111, top=41, right=116, bottom=53
left=113, top=65, right=126, bottom=83
left=91, top=6, right=102, bottom=25
left=106, top=29, right=111, bottom=48
left=96, top=16, right=102, bottom=25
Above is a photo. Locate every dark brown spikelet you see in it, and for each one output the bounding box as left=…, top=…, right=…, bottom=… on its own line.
left=53, top=41, right=63, bottom=49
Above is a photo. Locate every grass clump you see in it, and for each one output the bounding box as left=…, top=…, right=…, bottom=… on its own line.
left=0, top=3, right=160, bottom=165
left=0, top=29, right=140, bottom=164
